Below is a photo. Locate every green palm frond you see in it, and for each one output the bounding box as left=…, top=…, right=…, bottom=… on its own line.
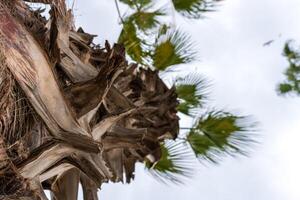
left=175, top=73, right=208, bottom=116
left=129, top=10, right=164, bottom=31
left=172, top=0, right=222, bottom=19
left=118, top=20, right=144, bottom=63
left=283, top=41, right=300, bottom=61
left=277, top=41, right=300, bottom=95
left=145, top=141, right=195, bottom=184
left=119, top=0, right=152, bottom=9
left=153, top=30, right=196, bottom=70
left=186, top=111, right=256, bottom=163
left=277, top=83, right=294, bottom=94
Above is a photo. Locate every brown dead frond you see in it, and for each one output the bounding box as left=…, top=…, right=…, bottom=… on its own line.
left=0, top=1, right=179, bottom=199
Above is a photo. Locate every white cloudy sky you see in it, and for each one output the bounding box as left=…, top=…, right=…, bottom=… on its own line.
left=66, top=0, right=300, bottom=199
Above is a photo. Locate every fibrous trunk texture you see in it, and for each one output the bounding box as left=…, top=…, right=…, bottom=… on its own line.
left=0, top=0, right=179, bottom=199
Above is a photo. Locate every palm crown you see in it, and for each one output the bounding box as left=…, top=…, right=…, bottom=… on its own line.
left=115, top=0, right=256, bottom=183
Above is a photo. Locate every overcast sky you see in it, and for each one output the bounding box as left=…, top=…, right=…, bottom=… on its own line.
left=68, top=0, right=300, bottom=199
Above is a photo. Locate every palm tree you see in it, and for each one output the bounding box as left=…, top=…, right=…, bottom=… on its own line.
left=0, top=0, right=255, bottom=199
left=277, top=40, right=300, bottom=95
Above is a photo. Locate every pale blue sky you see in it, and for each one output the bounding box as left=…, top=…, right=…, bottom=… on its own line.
left=64, top=0, right=300, bottom=199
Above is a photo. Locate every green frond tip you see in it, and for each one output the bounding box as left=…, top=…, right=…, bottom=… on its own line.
left=129, top=10, right=164, bottom=31
left=186, top=111, right=256, bottom=163
left=118, top=20, right=144, bottom=63
left=277, top=83, right=296, bottom=95
left=172, top=0, right=222, bottom=19
left=175, top=73, right=208, bottom=115
left=119, top=0, right=152, bottom=9
left=153, top=30, right=196, bottom=70
left=283, top=40, right=300, bottom=61
left=145, top=141, right=195, bottom=184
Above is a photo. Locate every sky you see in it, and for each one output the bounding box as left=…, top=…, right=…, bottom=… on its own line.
left=62, top=0, right=300, bottom=199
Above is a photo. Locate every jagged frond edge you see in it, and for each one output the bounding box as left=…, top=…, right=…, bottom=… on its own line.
left=145, top=140, right=196, bottom=184
left=152, top=29, right=197, bottom=70
left=186, top=110, right=258, bottom=164
left=172, top=0, right=223, bottom=19
left=175, top=73, right=210, bottom=116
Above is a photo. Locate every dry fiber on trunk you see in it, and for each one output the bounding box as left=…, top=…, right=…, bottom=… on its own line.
left=0, top=0, right=179, bottom=199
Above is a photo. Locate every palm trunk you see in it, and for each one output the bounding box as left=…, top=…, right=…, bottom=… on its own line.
left=0, top=0, right=179, bottom=199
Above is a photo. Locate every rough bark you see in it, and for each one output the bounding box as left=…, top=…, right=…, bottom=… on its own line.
left=0, top=0, right=179, bottom=199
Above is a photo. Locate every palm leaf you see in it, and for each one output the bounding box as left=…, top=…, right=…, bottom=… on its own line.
left=283, top=40, right=300, bottom=61
left=172, top=0, right=221, bottom=19
left=118, top=20, right=144, bottom=63
left=186, top=111, right=256, bottom=163
left=277, top=41, right=300, bottom=95
left=175, top=73, right=208, bottom=115
left=129, top=10, right=164, bottom=31
left=145, top=141, right=195, bottom=184
left=119, top=0, right=152, bottom=9
left=277, top=83, right=294, bottom=94
left=152, top=30, right=196, bottom=70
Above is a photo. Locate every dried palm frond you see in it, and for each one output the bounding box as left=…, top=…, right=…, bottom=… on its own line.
left=0, top=1, right=180, bottom=199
